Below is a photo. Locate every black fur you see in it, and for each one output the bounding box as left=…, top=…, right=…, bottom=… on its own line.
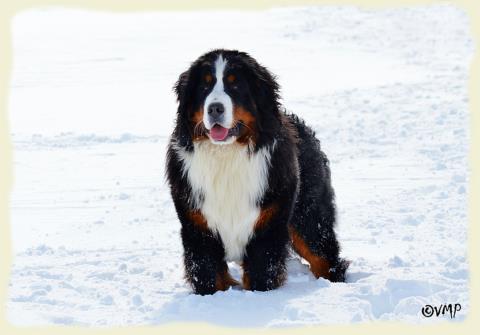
left=287, top=113, right=350, bottom=282
left=166, top=49, right=349, bottom=294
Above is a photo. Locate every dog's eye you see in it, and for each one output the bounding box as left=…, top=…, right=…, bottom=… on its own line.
left=204, top=73, right=213, bottom=83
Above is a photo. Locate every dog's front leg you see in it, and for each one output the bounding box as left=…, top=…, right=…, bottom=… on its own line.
left=242, top=213, right=290, bottom=291
left=180, top=212, right=235, bottom=295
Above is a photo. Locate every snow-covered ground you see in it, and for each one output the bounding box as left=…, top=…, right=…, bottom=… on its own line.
left=7, top=5, right=474, bottom=327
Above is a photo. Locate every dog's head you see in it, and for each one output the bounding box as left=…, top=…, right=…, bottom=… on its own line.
left=173, top=49, right=281, bottom=149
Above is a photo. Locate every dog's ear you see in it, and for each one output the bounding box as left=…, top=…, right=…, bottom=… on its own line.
left=249, top=61, right=282, bottom=142
left=173, top=69, right=195, bottom=150
left=174, top=70, right=190, bottom=103
left=250, top=61, right=281, bottom=118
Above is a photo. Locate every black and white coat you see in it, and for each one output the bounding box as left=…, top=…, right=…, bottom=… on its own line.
left=166, top=49, right=349, bottom=295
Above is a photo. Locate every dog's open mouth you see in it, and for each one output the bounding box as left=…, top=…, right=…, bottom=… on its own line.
left=209, top=124, right=240, bottom=142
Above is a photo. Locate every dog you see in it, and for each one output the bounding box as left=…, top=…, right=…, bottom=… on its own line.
left=166, top=49, right=349, bottom=295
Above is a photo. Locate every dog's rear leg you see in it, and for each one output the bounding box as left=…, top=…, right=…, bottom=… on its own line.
left=288, top=224, right=349, bottom=282
left=289, top=226, right=331, bottom=279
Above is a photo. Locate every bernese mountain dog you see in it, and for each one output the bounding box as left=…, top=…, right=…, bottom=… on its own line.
left=166, top=49, right=349, bottom=295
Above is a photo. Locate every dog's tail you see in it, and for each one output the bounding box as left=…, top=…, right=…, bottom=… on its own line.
left=329, top=258, right=350, bottom=282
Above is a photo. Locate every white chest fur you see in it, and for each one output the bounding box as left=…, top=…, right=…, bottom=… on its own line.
left=176, top=141, right=273, bottom=261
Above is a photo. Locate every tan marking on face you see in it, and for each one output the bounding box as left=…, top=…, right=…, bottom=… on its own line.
left=191, top=107, right=203, bottom=124
left=190, top=108, right=208, bottom=141
left=233, top=106, right=257, bottom=145
left=289, top=226, right=331, bottom=280
left=227, top=74, right=235, bottom=83
left=254, top=204, right=278, bottom=231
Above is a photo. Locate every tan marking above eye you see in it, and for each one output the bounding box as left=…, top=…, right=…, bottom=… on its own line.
left=205, top=73, right=213, bottom=83
left=227, top=74, right=236, bottom=83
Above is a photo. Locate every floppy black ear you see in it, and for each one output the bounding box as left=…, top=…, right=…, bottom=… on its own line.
left=250, top=62, right=282, bottom=141
left=174, top=70, right=189, bottom=103
left=173, top=69, right=194, bottom=150
left=251, top=62, right=281, bottom=117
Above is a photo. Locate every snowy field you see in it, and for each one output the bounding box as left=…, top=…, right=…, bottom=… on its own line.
left=7, top=5, right=474, bottom=327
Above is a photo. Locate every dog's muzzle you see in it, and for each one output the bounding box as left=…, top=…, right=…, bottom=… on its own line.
left=207, top=102, right=225, bottom=125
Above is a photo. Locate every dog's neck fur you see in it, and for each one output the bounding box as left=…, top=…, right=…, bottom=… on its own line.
left=175, top=140, right=274, bottom=261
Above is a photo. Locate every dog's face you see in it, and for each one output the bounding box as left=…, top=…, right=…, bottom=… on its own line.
left=174, top=49, right=280, bottom=147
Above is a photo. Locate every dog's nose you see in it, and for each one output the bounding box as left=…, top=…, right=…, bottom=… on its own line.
left=208, top=102, right=225, bottom=119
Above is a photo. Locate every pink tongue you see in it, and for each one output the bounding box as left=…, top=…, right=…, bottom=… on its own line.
left=210, top=125, right=229, bottom=141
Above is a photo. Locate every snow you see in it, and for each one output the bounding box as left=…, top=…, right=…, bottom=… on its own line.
left=7, top=4, right=473, bottom=327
